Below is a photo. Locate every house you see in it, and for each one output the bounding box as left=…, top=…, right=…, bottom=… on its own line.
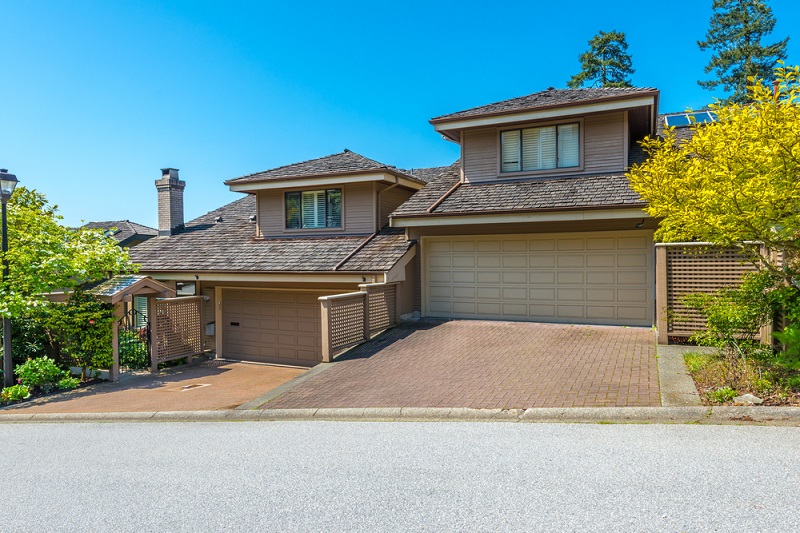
left=130, top=87, right=662, bottom=366
left=81, top=220, right=158, bottom=248
left=131, top=159, right=426, bottom=366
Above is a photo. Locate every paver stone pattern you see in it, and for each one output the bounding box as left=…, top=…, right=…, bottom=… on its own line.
left=266, top=319, right=659, bottom=409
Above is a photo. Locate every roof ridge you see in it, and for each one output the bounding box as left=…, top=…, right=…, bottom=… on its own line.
left=230, top=149, right=392, bottom=182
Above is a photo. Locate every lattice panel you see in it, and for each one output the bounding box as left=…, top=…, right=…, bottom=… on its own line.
left=155, top=297, right=203, bottom=363
left=666, top=247, right=757, bottom=336
left=329, top=295, right=366, bottom=351
left=367, top=285, right=396, bottom=334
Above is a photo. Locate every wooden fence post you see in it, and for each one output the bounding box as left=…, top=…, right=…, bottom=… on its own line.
left=148, top=297, right=159, bottom=373
left=362, top=289, right=370, bottom=341
left=320, top=298, right=332, bottom=363
left=110, top=302, right=122, bottom=382
left=655, top=245, right=669, bottom=345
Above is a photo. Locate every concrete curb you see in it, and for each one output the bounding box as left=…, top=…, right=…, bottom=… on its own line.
left=657, top=344, right=707, bottom=407
left=1, top=406, right=797, bottom=425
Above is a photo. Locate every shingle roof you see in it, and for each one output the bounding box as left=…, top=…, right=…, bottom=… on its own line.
left=391, top=162, right=461, bottom=217
left=81, top=220, right=158, bottom=243
left=129, top=194, right=413, bottom=273
left=226, top=149, right=419, bottom=185
left=391, top=166, right=644, bottom=219
left=431, top=87, right=658, bottom=123
left=403, top=165, right=452, bottom=184
left=656, top=113, right=698, bottom=143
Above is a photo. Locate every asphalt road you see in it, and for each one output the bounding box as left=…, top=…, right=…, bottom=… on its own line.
left=1, top=421, right=798, bottom=532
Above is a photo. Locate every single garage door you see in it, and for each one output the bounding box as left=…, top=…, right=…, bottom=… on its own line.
left=222, top=289, right=330, bottom=366
left=424, top=231, right=653, bottom=327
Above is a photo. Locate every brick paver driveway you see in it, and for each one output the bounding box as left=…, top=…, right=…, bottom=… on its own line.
left=266, top=320, right=659, bottom=409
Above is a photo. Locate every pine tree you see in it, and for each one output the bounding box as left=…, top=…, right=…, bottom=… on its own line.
left=567, top=30, right=634, bottom=88
left=698, top=0, right=788, bottom=103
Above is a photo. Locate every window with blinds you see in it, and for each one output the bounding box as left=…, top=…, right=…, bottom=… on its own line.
left=500, top=122, right=580, bottom=173
left=285, top=189, right=342, bottom=229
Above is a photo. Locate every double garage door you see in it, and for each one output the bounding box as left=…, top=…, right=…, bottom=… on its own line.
left=222, top=289, right=330, bottom=367
left=424, top=231, right=654, bottom=327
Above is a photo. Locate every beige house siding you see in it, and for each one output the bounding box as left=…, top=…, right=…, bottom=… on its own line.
left=462, top=111, right=626, bottom=183
left=583, top=111, right=625, bottom=174
left=257, top=182, right=376, bottom=237
left=462, top=127, right=497, bottom=183
left=378, top=186, right=414, bottom=229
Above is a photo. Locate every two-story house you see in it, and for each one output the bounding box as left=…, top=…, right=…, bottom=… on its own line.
left=131, top=153, right=427, bottom=366
left=391, top=87, right=659, bottom=327
left=131, top=86, right=661, bottom=366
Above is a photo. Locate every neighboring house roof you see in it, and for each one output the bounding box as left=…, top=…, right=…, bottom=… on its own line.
left=129, top=195, right=413, bottom=273
left=431, top=87, right=659, bottom=123
left=225, top=149, right=421, bottom=185
left=403, top=165, right=453, bottom=184
left=655, top=113, right=698, bottom=143
left=81, top=220, right=158, bottom=245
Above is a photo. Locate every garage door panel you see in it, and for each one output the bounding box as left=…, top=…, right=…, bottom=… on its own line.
left=477, top=256, right=501, bottom=268
left=557, top=271, right=584, bottom=284
left=425, top=231, right=653, bottom=327
left=530, top=239, right=555, bottom=251
left=222, top=289, right=329, bottom=366
left=557, top=255, right=585, bottom=268
left=618, top=254, right=647, bottom=267
left=587, top=271, right=615, bottom=285
left=530, top=254, right=555, bottom=268
left=587, top=238, right=615, bottom=250
left=557, top=305, right=585, bottom=318
left=502, top=272, right=527, bottom=284
left=530, top=272, right=555, bottom=284
left=557, top=238, right=585, bottom=251
left=587, top=306, right=615, bottom=319
left=502, top=255, right=526, bottom=268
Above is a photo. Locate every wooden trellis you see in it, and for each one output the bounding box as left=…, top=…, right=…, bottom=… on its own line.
left=151, top=296, right=204, bottom=371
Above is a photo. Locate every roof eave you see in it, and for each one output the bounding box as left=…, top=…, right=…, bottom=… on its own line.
left=430, top=91, right=660, bottom=130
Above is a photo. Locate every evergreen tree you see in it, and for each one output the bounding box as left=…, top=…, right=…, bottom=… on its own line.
left=567, top=30, right=634, bottom=88
left=698, top=0, right=788, bottom=103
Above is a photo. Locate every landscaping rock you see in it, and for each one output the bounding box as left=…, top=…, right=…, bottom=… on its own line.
left=733, top=393, right=764, bottom=405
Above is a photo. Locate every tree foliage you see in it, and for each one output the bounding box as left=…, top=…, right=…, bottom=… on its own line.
left=628, top=65, right=800, bottom=283
left=698, top=0, right=788, bottom=103
left=567, top=30, right=634, bottom=88
left=0, top=187, right=132, bottom=318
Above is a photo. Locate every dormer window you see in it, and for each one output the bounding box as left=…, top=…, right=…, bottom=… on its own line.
left=500, top=122, right=580, bottom=173
left=285, top=189, right=342, bottom=229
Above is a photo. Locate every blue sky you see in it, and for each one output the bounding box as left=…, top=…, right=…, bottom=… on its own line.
left=2, top=0, right=799, bottom=229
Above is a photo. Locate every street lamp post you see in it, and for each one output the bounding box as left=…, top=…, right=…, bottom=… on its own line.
left=1, top=169, right=19, bottom=388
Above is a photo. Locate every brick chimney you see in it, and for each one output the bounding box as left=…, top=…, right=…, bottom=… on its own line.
left=155, top=168, right=185, bottom=236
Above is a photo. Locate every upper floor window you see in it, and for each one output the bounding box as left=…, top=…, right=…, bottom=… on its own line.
left=285, top=189, right=342, bottom=229
left=500, top=122, right=580, bottom=173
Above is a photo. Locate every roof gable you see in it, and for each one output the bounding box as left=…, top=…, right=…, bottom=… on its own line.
left=225, top=149, right=418, bottom=185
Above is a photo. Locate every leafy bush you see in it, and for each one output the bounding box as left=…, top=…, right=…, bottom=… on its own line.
left=708, top=387, right=737, bottom=403
left=57, top=376, right=80, bottom=391
left=15, top=357, right=64, bottom=393
left=1, top=384, right=31, bottom=403
left=119, top=329, right=150, bottom=370
left=41, top=290, right=114, bottom=379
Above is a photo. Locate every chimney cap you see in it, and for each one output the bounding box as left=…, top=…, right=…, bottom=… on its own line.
left=161, top=167, right=180, bottom=176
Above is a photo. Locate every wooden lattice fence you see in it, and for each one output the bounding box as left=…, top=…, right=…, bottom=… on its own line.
left=319, top=283, right=399, bottom=362
left=152, top=296, right=204, bottom=370
left=656, top=243, right=764, bottom=343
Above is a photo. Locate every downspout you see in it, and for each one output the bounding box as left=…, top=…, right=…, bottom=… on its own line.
left=377, top=182, right=400, bottom=229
